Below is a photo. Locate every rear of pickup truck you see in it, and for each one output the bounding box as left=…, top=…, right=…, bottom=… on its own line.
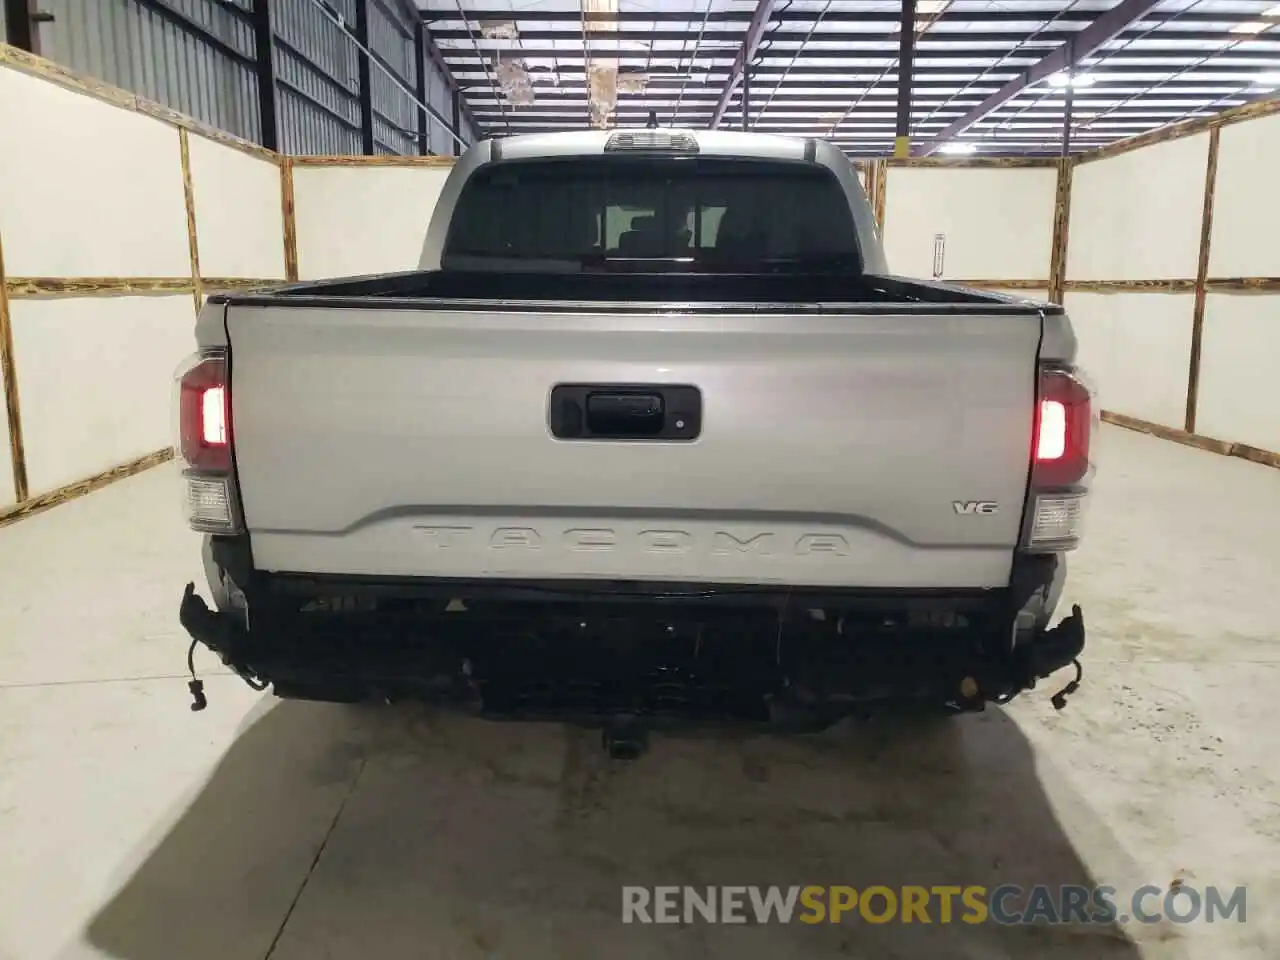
left=177, top=130, right=1095, bottom=743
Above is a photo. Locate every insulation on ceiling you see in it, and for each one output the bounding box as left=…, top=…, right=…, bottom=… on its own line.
left=495, top=57, right=535, bottom=106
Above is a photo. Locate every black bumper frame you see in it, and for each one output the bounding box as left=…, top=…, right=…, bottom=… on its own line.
left=181, top=535, right=1085, bottom=725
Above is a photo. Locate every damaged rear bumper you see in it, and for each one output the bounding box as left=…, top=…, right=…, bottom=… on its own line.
left=179, top=539, right=1086, bottom=727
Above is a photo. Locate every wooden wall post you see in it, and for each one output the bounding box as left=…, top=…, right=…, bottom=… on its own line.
left=1048, top=158, right=1074, bottom=304
left=280, top=156, right=299, bottom=282
left=873, top=160, right=888, bottom=231
left=178, top=129, right=204, bottom=313
left=0, top=231, right=28, bottom=502
left=1185, top=125, right=1220, bottom=434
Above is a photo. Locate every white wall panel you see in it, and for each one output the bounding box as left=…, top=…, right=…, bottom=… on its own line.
left=1064, top=294, right=1113, bottom=411
left=293, top=166, right=452, bottom=280
left=1067, top=135, right=1207, bottom=281
left=0, top=360, right=14, bottom=508
left=10, top=296, right=194, bottom=495
left=1209, top=114, right=1280, bottom=278
left=882, top=167, right=1056, bottom=281
left=0, top=66, right=189, bottom=277
left=188, top=136, right=285, bottom=280
left=1195, top=294, right=1280, bottom=450
left=1064, top=292, right=1193, bottom=429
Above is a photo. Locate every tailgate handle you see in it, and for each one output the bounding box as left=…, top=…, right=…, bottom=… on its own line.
left=586, top=392, right=663, bottom=435
left=549, top=384, right=702, bottom=441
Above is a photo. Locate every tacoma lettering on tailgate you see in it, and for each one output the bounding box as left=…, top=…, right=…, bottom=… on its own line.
left=412, top=526, right=855, bottom=558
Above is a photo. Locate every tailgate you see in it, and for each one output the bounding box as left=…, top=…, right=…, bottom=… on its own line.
left=226, top=304, right=1041, bottom=589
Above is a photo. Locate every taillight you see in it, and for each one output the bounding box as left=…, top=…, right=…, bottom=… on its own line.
left=1027, top=366, right=1094, bottom=550
left=173, top=350, right=241, bottom=534
left=178, top=353, right=230, bottom=472
left=1036, top=400, right=1067, bottom=461
left=1033, top=368, right=1092, bottom=488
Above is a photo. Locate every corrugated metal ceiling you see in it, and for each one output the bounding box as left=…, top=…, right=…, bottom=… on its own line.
left=416, top=0, right=1280, bottom=154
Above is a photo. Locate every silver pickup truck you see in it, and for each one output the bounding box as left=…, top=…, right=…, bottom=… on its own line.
left=176, top=128, right=1095, bottom=755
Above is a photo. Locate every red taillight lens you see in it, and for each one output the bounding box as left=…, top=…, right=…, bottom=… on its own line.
left=178, top=354, right=231, bottom=472
left=1036, top=400, right=1068, bottom=461
left=1034, top=368, right=1092, bottom=487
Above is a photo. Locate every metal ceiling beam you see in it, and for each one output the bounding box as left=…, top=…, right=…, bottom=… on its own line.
left=917, top=0, right=1165, bottom=154
left=709, top=0, right=777, bottom=128
left=420, top=9, right=1249, bottom=25
left=465, top=102, right=1230, bottom=118
left=354, top=0, right=376, bottom=155
left=4, top=0, right=51, bottom=52
left=415, top=11, right=484, bottom=139
left=250, top=0, right=279, bottom=151
left=435, top=43, right=1280, bottom=64
left=442, top=65, right=1280, bottom=85
left=444, top=64, right=1280, bottom=82
left=440, top=46, right=1055, bottom=61
left=463, top=90, right=997, bottom=101
left=414, top=19, right=430, bottom=154
left=454, top=77, right=1250, bottom=95
left=428, top=28, right=1264, bottom=46
left=462, top=85, right=1252, bottom=100
left=441, top=58, right=1280, bottom=72
left=893, top=0, right=918, bottom=158
left=466, top=100, right=1211, bottom=116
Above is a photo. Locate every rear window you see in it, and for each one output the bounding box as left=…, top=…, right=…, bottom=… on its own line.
left=442, top=156, right=862, bottom=272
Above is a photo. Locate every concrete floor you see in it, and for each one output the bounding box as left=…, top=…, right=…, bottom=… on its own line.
left=0, top=424, right=1277, bottom=960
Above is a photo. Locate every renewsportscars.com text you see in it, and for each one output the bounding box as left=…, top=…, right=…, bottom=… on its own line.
left=621, top=884, right=1247, bottom=926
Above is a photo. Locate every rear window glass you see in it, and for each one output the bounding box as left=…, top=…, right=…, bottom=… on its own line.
left=442, top=156, right=862, bottom=272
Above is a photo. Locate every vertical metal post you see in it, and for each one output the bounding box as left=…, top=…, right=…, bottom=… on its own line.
left=250, top=0, right=279, bottom=151
left=1061, top=81, right=1074, bottom=157
left=741, top=63, right=751, bottom=130
left=451, top=89, right=463, bottom=155
left=414, top=19, right=429, bottom=155
left=354, top=0, right=376, bottom=155
left=894, top=0, right=918, bottom=159
left=4, top=0, right=44, bottom=53
left=1060, top=46, right=1076, bottom=158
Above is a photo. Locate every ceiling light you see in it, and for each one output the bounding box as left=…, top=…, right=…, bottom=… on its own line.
left=1047, top=72, right=1095, bottom=88
left=938, top=142, right=977, bottom=155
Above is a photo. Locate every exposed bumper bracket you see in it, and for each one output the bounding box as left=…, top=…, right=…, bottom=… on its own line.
left=1023, top=603, right=1086, bottom=683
